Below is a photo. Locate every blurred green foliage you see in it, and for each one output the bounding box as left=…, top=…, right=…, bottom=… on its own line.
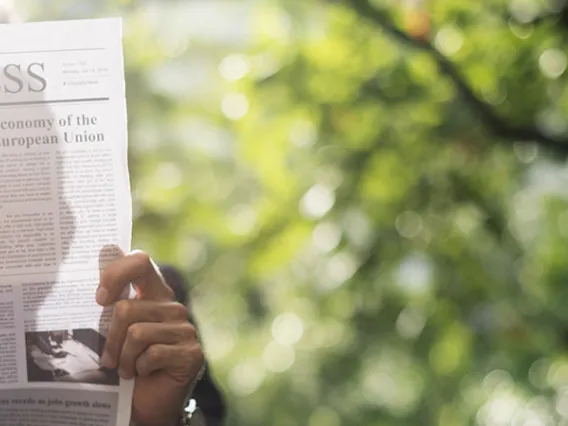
left=18, top=0, right=568, bottom=424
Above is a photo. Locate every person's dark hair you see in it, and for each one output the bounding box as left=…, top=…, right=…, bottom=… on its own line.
left=160, top=265, right=190, bottom=306
left=159, top=265, right=227, bottom=425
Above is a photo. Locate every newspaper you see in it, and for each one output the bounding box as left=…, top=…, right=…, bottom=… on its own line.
left=0, top=18, right=133, bottom=426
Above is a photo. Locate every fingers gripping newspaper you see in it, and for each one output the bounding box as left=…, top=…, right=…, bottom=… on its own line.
left=0, top=19, right=134, bottom=426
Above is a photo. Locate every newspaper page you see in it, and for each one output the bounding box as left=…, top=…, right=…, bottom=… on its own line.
left=0, top=18, right=133, bottom=426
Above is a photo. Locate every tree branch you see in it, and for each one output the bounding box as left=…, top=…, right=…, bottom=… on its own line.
left=344, top=0, right=568, bottom=157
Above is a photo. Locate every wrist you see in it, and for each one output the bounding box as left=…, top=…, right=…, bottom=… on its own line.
left=131, top=368, right=206, bottom=426
left=179, top=366, right=206, bottom=426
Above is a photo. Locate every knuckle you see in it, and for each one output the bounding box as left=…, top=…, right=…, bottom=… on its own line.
left=126, top=323, right=145, bottom=344
left=177, top=322, right=197, bottom=342
left=179, top=322, right=197, bottom=340
left=135, top=356, right=149, bottom=376
left=180, top=346, right=194, bottom=363
left=145, top=346, right=163, bottom=364
left=191, top=343, right=205, bottom=367
left=176, top=343, right=203, bottom=375
left=169, top=302, right=189, bottom=320
left=132, top=250, right=152, bottom=272
left=185, top=341, right=203, bottom=359
left=114, top=300, right=133, bottom=320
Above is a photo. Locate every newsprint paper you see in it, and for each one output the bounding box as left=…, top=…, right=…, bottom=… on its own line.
left=0, top=19, right=134, bottom=426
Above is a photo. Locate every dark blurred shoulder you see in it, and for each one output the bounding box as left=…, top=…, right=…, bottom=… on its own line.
left=158, top=264, right=227, bottom=425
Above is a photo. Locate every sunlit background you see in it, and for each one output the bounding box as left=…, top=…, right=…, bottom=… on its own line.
left=10, top=0, right=568, bottom=424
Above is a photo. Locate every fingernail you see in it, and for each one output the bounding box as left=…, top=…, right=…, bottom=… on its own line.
left=96, top=286, right=109, bottom=306
left=100, top=351, right=112, bottom=368
left=118, top=368, right=130, bottom=379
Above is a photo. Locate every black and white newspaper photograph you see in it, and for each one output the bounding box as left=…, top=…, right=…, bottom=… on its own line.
left=25, top=329, right=119, bottom=386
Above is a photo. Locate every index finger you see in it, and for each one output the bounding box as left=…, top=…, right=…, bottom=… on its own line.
left=97, top=250, right=174, bottom=306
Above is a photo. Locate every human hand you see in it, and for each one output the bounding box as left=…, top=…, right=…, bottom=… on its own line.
left=96, top=251, right=204, bottom=426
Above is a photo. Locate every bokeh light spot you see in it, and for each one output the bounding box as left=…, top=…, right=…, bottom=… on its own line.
left=539, top=48, right=567, bottom=79
left=483, top=370, right=514, bottom=394
left=547, top=360, right=568, bottom=389
left=528, top=358, right=550, bottom=390
left=396, top=211, right=423, bottom=239
left=221, top=93, right=249, bottom=120
left=435, top=26, right=463, bottom=56
left=396, top=307, right=426, bottom=340
left=228, top=204, right=257, bottom=236
left=300, top=184, right=335, bottom=219
left=289, top=119, right=317, bottom=147
left=514, top=142, right=538, bottom=164
left=509, top=0, right=541, bottom=23
left=477, top=391, right=522, bottom=426
left=396, top=253, right=432, bottom=296
left=320, top=251, right=358, bottom=291
left=204, top=328, right=235, bottom=361
left=454, top=205, right=482, bottom=236
left=312, top=221, right=342, bottom=253
left=271, top=313, right=304, bottom=346
left=219, top=54, right=250, bottom=81
left=262, top=341, right=296, bottom=373
left=228, top=360, right=266, bottom=396
left=153, top=162, right=182, bottom=190
left=361, top=352, right=424, bottom=415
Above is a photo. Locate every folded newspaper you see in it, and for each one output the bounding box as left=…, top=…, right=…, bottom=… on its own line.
left=0, top=18, right=134, bottom=425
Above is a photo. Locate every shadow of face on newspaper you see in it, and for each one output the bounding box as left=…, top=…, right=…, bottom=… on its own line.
left=0, top=68, right=119, bottom=387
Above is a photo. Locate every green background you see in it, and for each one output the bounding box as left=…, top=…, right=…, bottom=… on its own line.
left=16, top=0, right=568, bottom=424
